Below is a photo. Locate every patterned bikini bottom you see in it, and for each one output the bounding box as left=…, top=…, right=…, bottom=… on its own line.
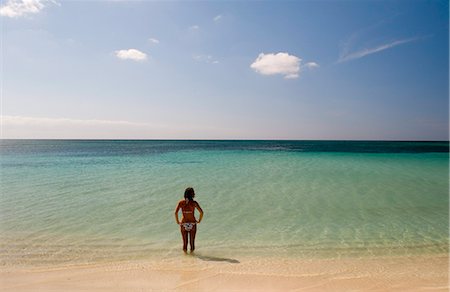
left=181, top=223, right=196, bottom=231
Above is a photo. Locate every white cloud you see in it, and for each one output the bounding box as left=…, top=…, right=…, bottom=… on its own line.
left=189, top=25, right=200, bottom=30
left=338, top=37, right=421, bottom=63
left=213, top=14, right=222, bottom=22
left=114, top=49, right=147, bottom=61
left=0, top=0, right=56, bottom=18
left=148, top=38, right=160, bottom=44
left=250, top=52, right=301, bottom=79
left=303, top=62, right=319, bottom=69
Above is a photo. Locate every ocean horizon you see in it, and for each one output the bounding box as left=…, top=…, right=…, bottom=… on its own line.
left=1, top=139, right=448, bottom=268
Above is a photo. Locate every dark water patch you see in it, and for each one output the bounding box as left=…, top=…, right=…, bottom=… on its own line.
left=165, top=161, right=204, bottom=165
left=1, top=140, right=448, bottom=156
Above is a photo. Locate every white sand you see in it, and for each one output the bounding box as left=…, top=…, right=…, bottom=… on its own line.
left=1, top=254, right=448, bottom=291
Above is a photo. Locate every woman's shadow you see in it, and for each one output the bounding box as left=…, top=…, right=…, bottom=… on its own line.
left=192, top=253, right=240, bottom=264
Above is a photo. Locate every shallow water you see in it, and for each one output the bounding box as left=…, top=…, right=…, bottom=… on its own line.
left=1, top=140, right=448, bottom=267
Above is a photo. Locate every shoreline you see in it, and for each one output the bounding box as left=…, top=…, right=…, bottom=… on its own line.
left=1, top=254, right=448, bottom=291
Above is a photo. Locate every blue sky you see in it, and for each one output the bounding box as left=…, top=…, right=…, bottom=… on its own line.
left=1, top=0, right=448, bottom=140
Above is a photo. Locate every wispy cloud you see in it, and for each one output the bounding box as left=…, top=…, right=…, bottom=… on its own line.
left=213, top=14, right=222, bottom=22
left=1, top=115, right=237, bottom=139
left=193, top=54, right=219, bottom=64
left=1, top=115, right=158, bottom=139
left=0, top=0, right=57, bottom=18
left=338, top=37, right=421, bottom=63
left=114, top=49, right=148, bottom=62
left=2, top=115, right=150, bottom=127
left=148, top=38, right=160, bottom=45
left=250, top=52, right=318, bottom=79
left=189, top=25, right=200, bottom=30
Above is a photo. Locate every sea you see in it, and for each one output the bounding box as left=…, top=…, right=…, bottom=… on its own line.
left=0, top=140, right=448, bottom=267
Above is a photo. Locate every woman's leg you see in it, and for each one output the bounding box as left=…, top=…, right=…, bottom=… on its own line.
left=188, top=225, right=197, bottom=252
left=180, top=226, right=188, bottom=252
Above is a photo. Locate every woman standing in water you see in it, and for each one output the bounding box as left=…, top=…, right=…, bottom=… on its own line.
left=174, top=187, right=204, bottom=252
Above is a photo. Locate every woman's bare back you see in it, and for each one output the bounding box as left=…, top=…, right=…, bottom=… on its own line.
left=179, top=200, right=198, bottom=223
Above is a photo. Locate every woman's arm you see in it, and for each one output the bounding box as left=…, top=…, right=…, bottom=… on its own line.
left=174, top=202, right=181, bottom=224
left=195, top=202, right=204, bottom=223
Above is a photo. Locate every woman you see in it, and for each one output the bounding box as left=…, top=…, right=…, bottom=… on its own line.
left=174, top=187, right=204, bottom=252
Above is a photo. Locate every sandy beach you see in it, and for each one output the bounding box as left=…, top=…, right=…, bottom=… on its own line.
left=1, top=254, right=447, bottom=291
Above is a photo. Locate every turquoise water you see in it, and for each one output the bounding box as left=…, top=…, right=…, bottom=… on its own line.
left=1, top=140, right=448, bottom=267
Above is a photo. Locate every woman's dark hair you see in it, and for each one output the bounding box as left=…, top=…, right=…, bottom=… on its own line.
left=184, top=187, right=195, bottom=201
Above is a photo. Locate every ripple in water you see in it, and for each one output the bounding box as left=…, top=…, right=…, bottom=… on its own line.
left=0, top=140, right=448, bottom=267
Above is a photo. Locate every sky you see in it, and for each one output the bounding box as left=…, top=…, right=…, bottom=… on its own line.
left=1, top=0, right=448, bottom=140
